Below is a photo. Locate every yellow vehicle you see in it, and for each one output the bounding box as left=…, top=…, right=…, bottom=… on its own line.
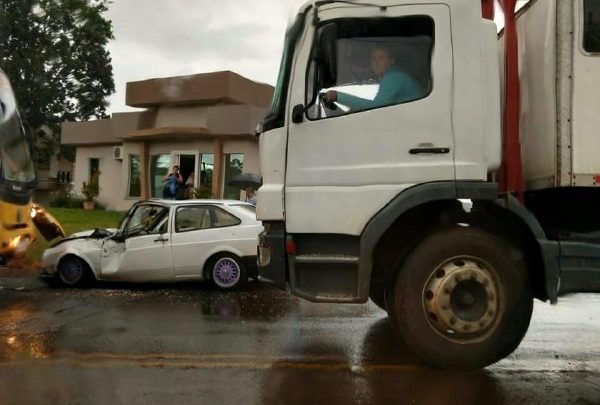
left=0, top=68, right=62, bottom=264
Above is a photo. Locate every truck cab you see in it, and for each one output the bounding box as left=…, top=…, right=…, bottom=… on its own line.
left=256, top=0, right=600, bottom=369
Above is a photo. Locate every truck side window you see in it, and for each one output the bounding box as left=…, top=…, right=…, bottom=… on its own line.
left=583, top=0, right=600, bottom=53
left=306, top=16, right=434, bottom=120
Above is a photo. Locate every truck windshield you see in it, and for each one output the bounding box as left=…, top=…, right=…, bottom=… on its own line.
left=0, top=112, right=36, bottom=183
left=0, top=71, right=36, bottom=185
left=262, top=10, right=308, bottom=132
left=269, top=43, right=293, bottom=116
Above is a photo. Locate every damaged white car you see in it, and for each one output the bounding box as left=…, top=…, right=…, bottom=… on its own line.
left=42, top=200, right=261, bottom=289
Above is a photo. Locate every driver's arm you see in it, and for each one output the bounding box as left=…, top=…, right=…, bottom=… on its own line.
left=323, top=89, right=378, bottom=111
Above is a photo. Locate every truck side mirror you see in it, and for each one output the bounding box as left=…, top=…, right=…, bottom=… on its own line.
left=292, top=104, right=305, bottom=124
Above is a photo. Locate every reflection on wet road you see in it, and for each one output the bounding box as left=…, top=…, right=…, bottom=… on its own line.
left=0, top=279, right=598, bottom=404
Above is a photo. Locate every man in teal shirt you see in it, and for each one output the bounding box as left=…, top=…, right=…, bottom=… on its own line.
left=324, top=46, right=424, bottom=111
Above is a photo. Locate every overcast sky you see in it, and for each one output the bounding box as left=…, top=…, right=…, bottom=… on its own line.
left=104, top=0, right=528, bottom=114
left=105, top=0, right=306, bottom=113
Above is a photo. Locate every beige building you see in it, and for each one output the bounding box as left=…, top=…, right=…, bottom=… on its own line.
left=61, top=71, right=273, bottom=211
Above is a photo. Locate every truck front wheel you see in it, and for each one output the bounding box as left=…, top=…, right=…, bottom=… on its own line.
left=385, top=227, right=533, bottom=370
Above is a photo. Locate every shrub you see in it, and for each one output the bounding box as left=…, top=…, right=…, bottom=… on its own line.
left=49, top=191, right=85, bottom=208
left=193, top=186, right=213, bottom=199
left=82, top=170, right=100, bottom=202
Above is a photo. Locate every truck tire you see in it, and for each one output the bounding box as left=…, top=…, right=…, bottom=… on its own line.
left=385, top=226, right=533, bottom=370
left=369, top=286, right=387, bottom=311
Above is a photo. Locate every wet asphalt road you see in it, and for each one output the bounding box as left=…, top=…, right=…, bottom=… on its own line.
left=0, top=277, right=598, bottom=405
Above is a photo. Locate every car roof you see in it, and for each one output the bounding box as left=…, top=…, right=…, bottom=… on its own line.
left=140, top=199, right=254, bottom=208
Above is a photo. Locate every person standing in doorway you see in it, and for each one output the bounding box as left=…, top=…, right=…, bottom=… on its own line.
left=245, top=186, right=257, bottom=205
left=162, top=165, right=183, bottom=199
left=185, top=172, right=195, bottom=199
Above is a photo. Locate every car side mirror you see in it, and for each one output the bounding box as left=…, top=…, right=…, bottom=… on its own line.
left=111, top=233, right=126, bottom=243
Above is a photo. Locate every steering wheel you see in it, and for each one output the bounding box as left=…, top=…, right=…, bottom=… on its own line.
left=319, top=92, right=338, bottom=111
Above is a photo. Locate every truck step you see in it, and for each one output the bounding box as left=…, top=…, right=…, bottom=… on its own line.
left=557, top=231, right=600, bottom=244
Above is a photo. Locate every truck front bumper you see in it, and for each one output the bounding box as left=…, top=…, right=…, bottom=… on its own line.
left=257, top=223, right=287, bottom=290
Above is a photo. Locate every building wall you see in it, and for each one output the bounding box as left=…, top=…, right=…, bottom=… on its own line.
left=223, top=139, right=259, bottom=201
left=154, top=106, right=209, bottom=128
left=73, top=146, right=126, bottom=211
left=116, top=142, right=144, bottom=211
left=207, top=105, right=266, bottom=135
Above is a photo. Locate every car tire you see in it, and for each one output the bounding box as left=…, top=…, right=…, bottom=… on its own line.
left=385, top=226, right=533, bottom=370
left=57, top=256, right=94, bottom=287
left=208, top=253, right=247, bottom=290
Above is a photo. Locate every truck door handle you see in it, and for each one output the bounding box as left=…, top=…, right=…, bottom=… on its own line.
left=154, top=236, right=168, bottom=243
left=409, top=147, right=450, bottom=155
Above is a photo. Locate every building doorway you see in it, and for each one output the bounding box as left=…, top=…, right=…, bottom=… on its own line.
left=171, top=151, right=198, bottom=199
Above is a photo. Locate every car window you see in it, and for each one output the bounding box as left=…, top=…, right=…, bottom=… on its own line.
left=175, top=206, right=211, bottom=232
left=124, top=204, right=169, bottom=237
left=211, top=206, right=241, bottom=227
left=175, top=205, right=240, bottom=233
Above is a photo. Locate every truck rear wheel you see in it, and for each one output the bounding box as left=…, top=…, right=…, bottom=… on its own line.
left=385, top=227, right=533, bottom=369
left=369, top=287, right=386, bottom=311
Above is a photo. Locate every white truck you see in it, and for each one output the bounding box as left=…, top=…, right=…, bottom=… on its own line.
left=256, top=0, right=600, bottom=369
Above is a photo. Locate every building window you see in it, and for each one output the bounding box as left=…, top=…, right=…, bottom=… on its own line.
left=150, top=154, right=171, bottom=198
left=198, top=153, right=214, bottom=198
left=89, top=158, right=100, bottom=180
left=306, top=16, right=433, bottom=119
left=583, top=0, right=600, bottom=53
left=128, top=155, right=141, bottom=198
left=222, top=153, right=244, bottom=200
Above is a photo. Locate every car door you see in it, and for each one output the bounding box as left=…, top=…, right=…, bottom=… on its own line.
left=100, top=204, right=173, bottom=282
left=170, top=204, right=242, bottom=278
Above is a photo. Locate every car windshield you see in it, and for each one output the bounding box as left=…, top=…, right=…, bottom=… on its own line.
left=123, top=204, right=169, bottom=237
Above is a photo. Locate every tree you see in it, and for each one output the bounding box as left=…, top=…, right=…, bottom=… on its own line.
left=0, top=0, right=114, bottom=166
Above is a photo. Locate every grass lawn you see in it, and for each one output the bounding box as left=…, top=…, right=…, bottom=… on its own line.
left=25, top=208, right=124, bottom=265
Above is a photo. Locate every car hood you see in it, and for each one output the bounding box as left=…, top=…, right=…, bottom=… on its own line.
left=31, top=204, right=66, bottom=241
left=50, top=228, right=117, bottom=248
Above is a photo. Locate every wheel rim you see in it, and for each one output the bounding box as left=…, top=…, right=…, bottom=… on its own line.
left=60, top=258, right=84, bottom=285
left=422, top=256, right=504, bottom=344
left=212, top=257, right=241, bottom=288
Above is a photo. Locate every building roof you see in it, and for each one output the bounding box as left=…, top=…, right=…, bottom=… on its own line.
left=125, top=70, right=273, bottom=109
left=61, top=71, right=273, bottom=145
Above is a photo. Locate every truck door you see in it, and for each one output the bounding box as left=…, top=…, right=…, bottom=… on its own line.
left=285, top=5, right=454, bottom=236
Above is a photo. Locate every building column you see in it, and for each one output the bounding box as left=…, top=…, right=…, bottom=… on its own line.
left=212, top=139, right=223, bottom=199
left=140, top=141, right=150, bottom=199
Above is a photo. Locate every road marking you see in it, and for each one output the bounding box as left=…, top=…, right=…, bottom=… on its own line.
left=0, top=351, right=424, bottom=372
left=3, top=351, right=597, bottom=373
